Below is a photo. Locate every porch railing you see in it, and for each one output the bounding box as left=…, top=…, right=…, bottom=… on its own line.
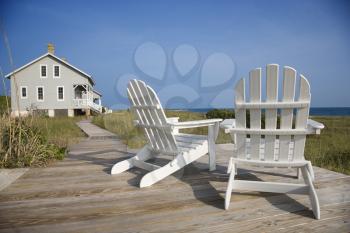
left=73, top=99, right=102, bottom=113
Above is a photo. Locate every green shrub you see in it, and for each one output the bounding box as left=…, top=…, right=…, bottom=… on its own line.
left=206, top=109, right=235, bottom=119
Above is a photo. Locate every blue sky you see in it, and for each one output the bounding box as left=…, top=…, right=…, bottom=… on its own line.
left=1, top=0, right=350, bottom=108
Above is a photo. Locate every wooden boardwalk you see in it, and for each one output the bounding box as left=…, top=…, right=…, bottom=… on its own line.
left=0, top=130, right=349, bottom=232
left=76, top=120, right=118, bottom=139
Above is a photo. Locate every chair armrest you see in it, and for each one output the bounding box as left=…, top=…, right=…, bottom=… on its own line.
left=169, top=119, right=222, bottom=129
left=307, top=119, right=324, bottom=135
left=220, top=118, right=324, bottom=135
left=220, top=119, right=236, bottom=133
left=167, top=117, right=180, bottom=123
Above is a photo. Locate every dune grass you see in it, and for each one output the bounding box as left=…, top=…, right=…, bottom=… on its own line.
left=304, top=116, right=350, bottom=175
left=30, top=116, right=86, bottom=148
left=1, top=115, right=86, bottom=168
left=93, top=110, right=350, bottom=175
left=0, top=96, right=10, bottom=115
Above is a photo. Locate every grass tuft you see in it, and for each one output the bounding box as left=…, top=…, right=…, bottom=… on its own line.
left=0, top=115, right=85, bottom=168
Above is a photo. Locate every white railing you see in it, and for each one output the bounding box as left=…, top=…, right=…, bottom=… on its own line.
left=91, top=102, right=102, bottom=112
left=73, top=99, right=102, bottom=113
left=73, top=99, right=88, bottom=107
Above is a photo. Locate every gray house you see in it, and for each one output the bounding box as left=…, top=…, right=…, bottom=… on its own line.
left=6, top=44, right=102, bottom=117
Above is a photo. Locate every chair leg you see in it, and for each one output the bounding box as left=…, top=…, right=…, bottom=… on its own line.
left=208, top=125, right=216, bottom=171
left=140, top=161, right=179, bottom=188
left=111, top=146, right=152, bottom=175
left=140, top=150, right=206, bottom=188
left=225, top=163, right=236, bottom=210
left=297, top=168, right=302, bottom=180
left=307, top=161, right=315, bottom=181
left=301, top=166, right=320, bottom=219
left=227, top=157, right=238, bottom=175
left=227, top=157, right=233, bottom=174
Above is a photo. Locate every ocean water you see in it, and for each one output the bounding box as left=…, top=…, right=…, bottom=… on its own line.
left=180, top=107, right=350, bottom=116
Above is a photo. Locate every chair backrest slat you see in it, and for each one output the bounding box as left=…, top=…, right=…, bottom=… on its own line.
left=264, top=64, right=279, bottom=161
left=234, top=65, right=311, bottom=163
left=128, top=81, right=159, bottom=150
left=249, top=68, right=262, bottom=160
left=143, top=82, right=178, bottom=153
left=127, top=80, right=178, bottom=154
left=234, top=78, right=247, bottom=159
left=278, top=67, right=296, bottom=161
left=133, top=80, right=166, bottom=151
left=293, top=75, right=311, bottom=161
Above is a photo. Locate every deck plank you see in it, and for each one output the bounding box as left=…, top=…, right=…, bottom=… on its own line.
left=0, top=137, right=349, bottom=233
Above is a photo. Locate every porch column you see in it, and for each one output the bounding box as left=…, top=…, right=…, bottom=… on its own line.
left=68, top=109, right=74, bottom=117
left=48, top=109, right=55, bottom=118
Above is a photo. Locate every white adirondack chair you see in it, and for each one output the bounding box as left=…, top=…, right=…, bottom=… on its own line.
left=222, top=64, right=324, bottom=219
left=111, top=79, right=222, bottom=188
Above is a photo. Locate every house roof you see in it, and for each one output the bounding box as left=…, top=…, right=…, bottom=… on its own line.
left=93, top=90, right=102, bottom=97
left=5, top=52, right=95, bottom=85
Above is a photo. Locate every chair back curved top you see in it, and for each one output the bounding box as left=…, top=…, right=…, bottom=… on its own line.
left=233, top=64, right=311, bottom=162
left=127, top=79, right=178, bottom=155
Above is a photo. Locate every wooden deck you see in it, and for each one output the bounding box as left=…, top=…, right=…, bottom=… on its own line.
left=0, top=137, right=349, bottom=232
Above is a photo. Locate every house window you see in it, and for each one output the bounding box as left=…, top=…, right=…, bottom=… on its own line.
left=54, top=65, right=60, bottom=78
left=57, top=86, right=64, bottom=101
left=37, top=86, right=44, bottom=101
left=40, top=65, right=47, bottom=78
left=21, top=86, right=27, bottom=99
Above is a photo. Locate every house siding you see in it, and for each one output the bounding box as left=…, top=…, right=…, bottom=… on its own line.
left=10, top=56, right=93, bottom=113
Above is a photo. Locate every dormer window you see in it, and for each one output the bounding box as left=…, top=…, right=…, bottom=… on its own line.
left=40, top=65, right=47, bottom=78
left=53, top=65, right=60, bottom=78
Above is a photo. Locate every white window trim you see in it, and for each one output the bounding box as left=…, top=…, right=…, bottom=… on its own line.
left=40, top=64, right=48, bottom=78
left=20, top=86, right=28, bottom=99
left=53, top=64, right=61, bottom=78
left=36, top=86, right=44, bottom=102
left=57, top=86, right=64, bottom=101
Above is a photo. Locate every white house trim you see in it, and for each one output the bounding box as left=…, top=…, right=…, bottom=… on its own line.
left=57, top=86, right=64, bottom=101
left=36, top=86, right=44, bottom=102
left=5, top=53, right=95, bottom=85
left=53, top=64, right=61, bottom=78
left=93, top=89, right=102, bottom=97
left=20, top=86, right=28, bottom=99
left=40, top=64, right=47, bottom=78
